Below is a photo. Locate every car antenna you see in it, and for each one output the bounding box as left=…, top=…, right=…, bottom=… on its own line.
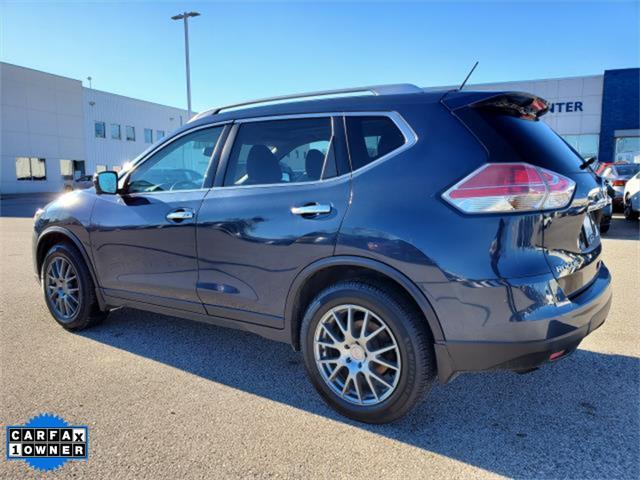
left=440, top=61, right=479, bottom=103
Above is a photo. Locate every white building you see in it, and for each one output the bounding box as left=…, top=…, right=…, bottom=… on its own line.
left=1, top=62, right=188, bottom=194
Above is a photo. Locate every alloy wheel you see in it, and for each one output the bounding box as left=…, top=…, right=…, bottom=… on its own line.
left=45, top=257, right=80, bottom=321
left=313, top=304, right=402, bottom=405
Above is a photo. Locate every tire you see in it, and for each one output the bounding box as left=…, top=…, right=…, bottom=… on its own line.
left=300, top=281, right=435, bottom=423
left=624, top=196, right=639, bottom=221
left=41, top=242, right=107, bottom=330
left=599, top=222, right=610, bottom=234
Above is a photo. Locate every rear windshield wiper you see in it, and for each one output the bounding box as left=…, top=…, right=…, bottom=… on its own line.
left=580, top=156, right=597, bottom=170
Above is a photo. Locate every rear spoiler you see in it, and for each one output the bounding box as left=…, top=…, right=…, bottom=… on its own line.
left=442, top=91, right=550, bottom=120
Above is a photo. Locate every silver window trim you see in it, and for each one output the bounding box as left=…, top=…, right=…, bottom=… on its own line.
left=120, top=122, right=230, bottom=196
left=219, top=111, right=417, bottom=190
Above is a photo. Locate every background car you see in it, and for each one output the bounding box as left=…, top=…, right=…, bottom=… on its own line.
left=599, top=163, right=640, bottom=209
left=623, top=171, right=640, bottom=220
left=63, top=175, right=94, bottom=192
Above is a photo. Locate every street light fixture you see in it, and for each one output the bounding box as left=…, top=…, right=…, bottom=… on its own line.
left=171, top=11, right=200, bottom=119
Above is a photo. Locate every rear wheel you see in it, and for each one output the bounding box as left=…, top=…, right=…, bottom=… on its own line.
left=300, top=281, right=435, bottom=423
left=42, top=243, right=107, bottom=330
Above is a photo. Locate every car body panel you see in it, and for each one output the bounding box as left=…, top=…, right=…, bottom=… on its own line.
left=624, top=171, right=640, bottom=212
left=196, top=176, right=351, bottom=327
left=89, top=190, right=208, bottom=313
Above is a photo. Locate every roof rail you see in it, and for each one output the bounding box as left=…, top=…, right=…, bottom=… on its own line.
left=189, top=83, right=423, bottom=123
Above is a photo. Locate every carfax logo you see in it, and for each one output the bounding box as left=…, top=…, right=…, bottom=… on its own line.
left=5, top=413, right=88, bottom=472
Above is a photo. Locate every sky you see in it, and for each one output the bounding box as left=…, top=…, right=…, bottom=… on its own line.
left=2, top=1, right=639, bottom=113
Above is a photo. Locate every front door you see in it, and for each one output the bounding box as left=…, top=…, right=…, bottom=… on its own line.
left=91, top=125, right=225, bottom=313
left=196, top=116, right=351, bottom=327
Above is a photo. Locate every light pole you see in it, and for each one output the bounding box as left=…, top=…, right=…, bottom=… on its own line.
left=171, top=11, right=200, bottom=119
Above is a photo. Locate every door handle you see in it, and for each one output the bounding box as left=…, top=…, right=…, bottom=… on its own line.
left=166, top=208, right=194, bottom=223
left=291, top=203, right=332, bottom=216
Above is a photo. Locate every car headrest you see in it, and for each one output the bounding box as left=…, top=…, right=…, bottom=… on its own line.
left=246, top=145, right=281, bottom=185
left=305, top=149, right=325, bottom=180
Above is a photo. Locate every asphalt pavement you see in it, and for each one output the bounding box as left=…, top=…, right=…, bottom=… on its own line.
left=1, top=199, right=638, bottom=479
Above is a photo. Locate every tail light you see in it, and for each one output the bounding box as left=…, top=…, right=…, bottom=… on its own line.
left=612, top=180, right=626, bottom=187
left=443, top=163, right=576, bottom=213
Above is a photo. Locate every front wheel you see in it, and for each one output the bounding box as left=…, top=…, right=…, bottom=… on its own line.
left=300, top=281, right=435, bottom=423
left=42, top=243, right=107, bottom=330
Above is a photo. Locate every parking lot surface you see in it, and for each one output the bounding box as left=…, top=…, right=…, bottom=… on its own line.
left=1, top=199, right=639, bottom=479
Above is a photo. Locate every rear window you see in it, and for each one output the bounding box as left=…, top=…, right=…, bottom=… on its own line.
left=345, top=116, right=406, bottom=171
left=485, top=114, right=584, bottom=173
left=459, top=108, right=585, bottom=174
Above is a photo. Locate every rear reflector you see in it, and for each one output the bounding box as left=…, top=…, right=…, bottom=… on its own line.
left=443, top=163, right=576, bottom=213
left=549, top=350, right=566, bottom=361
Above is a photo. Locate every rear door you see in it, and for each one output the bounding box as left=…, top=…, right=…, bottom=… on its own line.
left=195, top=116, right=351, bottom=327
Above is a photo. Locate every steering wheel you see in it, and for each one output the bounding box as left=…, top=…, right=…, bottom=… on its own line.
left=169, top=179, right=200, bottom=191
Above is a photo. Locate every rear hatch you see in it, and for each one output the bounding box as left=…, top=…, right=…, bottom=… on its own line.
left=444, top=91, right=605, bottom=297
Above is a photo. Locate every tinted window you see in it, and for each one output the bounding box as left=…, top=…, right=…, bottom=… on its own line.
left=95, top=122, right=105, bottom=138
left=470, top=111, right=585, bottom=174
left=223, top=118, right=333, bottom=186
left=345, top=116, right=406, bottom=171
left=127, top=126, right=223, bottom=193
left=126, top=126, right=135, bottom=141
left=111, top=123, right=121, bottom=140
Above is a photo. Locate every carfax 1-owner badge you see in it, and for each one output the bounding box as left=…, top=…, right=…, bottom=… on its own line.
left=5, top=413, right=89, bottom=472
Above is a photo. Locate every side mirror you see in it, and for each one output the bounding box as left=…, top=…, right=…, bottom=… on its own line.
left=94, top=171, right=118, bottom=195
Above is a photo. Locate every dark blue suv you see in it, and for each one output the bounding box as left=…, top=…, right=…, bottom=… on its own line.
left=33, top=85, right=612, bottom=423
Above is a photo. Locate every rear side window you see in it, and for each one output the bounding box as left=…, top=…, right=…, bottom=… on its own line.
left=223, top=118, right=334, bottom=186
left=345, top=116, right=406, bottom=171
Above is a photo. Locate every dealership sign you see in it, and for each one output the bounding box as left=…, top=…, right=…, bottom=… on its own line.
left=547, top=101, right=584, bottom=113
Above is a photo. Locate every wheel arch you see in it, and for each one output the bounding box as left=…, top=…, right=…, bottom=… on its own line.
left=36, top=226, right=106, bottom=310
left=284, top=256, right=445, bottom=350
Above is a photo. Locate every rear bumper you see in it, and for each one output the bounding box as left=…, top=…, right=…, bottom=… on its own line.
left=434, top=264, right=612, bottom=383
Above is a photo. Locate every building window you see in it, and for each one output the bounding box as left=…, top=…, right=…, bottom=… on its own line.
left=16, top=157, right=47, bottom=181
left=96, top=165, right=107, bottom=173
left=615, top=136, right=640, bottom=163
left=95, top=122, right=106, bottom=138
left=111, top=123, right=121, bottom=140
left=126, top=126, right=136, bottom=141
left=60, top=160, right=86, bottom=180
left=144, top=128, right=153, bottom=143
left=156, top=130, right=165, bottom=139
left=561, top=134, right=599, bottom=159
left=112, top=165, right=122, bottom=173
